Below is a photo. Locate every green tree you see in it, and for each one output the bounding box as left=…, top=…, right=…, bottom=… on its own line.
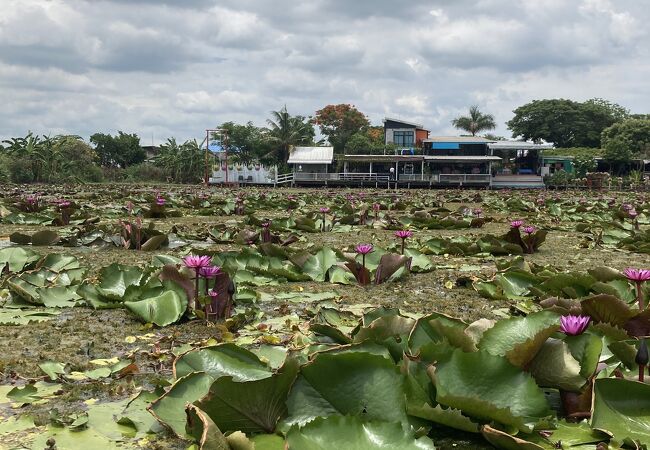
left=155, top=138, right=205, bottom=183
left=219, top=122, right=271, bottom=165
left=584, top=98, right=630, bottom=121
left=601, top=118, right=650, bottom=159
left=452, top=105, right=496, bottom=136
left=507, top=99, right=623, bottom=148
left=313, top=104, right=370, bottom=152
left=603, top=135, right=633, bottom=173
left=266, top=106, right=315, bottom=164
left=90, top=132, right=144, bottom=168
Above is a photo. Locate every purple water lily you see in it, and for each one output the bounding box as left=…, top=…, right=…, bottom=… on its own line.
left=510, top=220, right=524, bottom=228
left=184, top=255, right=213, bottom=311
left=395, top=230, right=412, bottom=255
left=624, top=268, right=650, bottom=310
left=355, top=244, right=373, bottom=270
left=560, top=315, right=590, bottom=336
left=522, top=225, right=536, bottom=235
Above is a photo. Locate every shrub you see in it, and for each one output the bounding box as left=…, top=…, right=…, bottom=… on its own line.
left=124, top=163, right=166, bottom=182
left=544, top=169, right=574, bottom=187
left=8, top=157, right=35, bottom=183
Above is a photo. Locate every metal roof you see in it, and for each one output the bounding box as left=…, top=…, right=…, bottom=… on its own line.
left=423, top=136, right=494, bottom=143
left=287, top=146, right=334, bottom=164
left=338, top=154, right=424, bottom=162
left=383, top=117, right=425, bottom=129
left=488, top=141, right=553, bottom=150
left=424, top=155, right=502, bottom=162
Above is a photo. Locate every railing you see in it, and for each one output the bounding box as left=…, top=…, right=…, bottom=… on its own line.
left=438, top=174, right=492, bottom=184
left=399, top=174, right=426, bottom=181
left=294, top=173, right=390, bottom=182
left=275, top=173, right=294, bottom=185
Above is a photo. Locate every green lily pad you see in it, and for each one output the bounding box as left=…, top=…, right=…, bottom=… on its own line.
left=591, top=378, right=650, bottom=445
left=286, top=416, right=435, bottom=450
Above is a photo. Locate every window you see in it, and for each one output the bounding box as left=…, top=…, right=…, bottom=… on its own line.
left=393, top=131, right=414, bottom=147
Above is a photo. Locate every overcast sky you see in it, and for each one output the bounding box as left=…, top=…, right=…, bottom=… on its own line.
left=0, top=0, right=648, bottom=144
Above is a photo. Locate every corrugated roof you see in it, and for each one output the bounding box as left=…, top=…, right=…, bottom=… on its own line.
left=424, top=155, right=502, bottom=162
left=423, top=136, right=494, bottom=143
left=488, top=141, right=553, bottom=150
left=287, top=146, right=334, bottom=164
left=338, top=154, right=424, bottom=162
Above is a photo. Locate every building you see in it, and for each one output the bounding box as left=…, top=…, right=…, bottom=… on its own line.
left=288, top=146, right=334, bottom=181
left=383, top=118, right=430, bottom=149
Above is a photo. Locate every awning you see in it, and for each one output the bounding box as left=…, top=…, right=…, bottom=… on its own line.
left=338, top=155, right=425, bottom=162
left=287, top=146, right=334, bottom=164
left=424, top=155, right=502, bottom=163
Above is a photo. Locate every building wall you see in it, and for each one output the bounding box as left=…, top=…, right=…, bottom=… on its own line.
left=416, top=129, right=429, bottom=146
left=210, top=164, right=274, bottom=183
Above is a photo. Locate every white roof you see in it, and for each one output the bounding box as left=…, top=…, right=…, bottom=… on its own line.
left=488, top=141, right=553, bottom=150
left=287, top=146, right=334, bottom=164
left=424, top=136, right=494, bottom=143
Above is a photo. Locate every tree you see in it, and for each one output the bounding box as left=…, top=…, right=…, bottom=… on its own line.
left=451, top=105, right=496, bottom=136
left=155, top=138, right=205, bottom=183
left=507, top=99, right=623, bottom=148
left=603, top=136, right=633, bottom=173
left=344, top=128, right=388, bottom=155
left=90, top=132, right=144, bottom=168
left=266, top=106, right=314, bottom=164
left=601, top=118, right=650, bottom=159
left=313, top=104, right=370, bottom=153
left=219, top=122, right=271, bottom=165
left=584, top=98, right=630, bottom=122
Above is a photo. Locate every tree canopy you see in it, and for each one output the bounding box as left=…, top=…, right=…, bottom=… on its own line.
left=90, top=132, right=144, bottom=168
left=507, top=98, right=626, bottom=148
left=601, top=118, right=650, bottom=159
left=313, top=104, right=370, bottom=153
left=451, top=106, right=496, bottom=136
left=266, top=106, right=315, bottom=165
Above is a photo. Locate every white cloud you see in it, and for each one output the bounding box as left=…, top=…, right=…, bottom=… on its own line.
left=0, top=0, right=648, bottom=142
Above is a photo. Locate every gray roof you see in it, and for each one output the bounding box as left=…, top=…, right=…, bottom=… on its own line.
left=287, top=146, right=334, bottom=164
left=423, top=136, right=494, bottom=143
left=424, top=155, right=502, bottom=162
left=383, top=117, right=425, bottom=129
left=488, top=141, right=553, bottom=150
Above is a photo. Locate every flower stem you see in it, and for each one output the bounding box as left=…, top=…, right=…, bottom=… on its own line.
left=194, top=269, right=199, bottom=311
left=640, top=364, right=645, bottom=383
left=637, top=281, right=645, bottom=310
left=401, top=238, right=405, bottom=255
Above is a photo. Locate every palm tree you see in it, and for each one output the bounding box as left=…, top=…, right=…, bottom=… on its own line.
left=266, top=106, right=314, bottom=164
left=452, top=105, right=496, bottom=136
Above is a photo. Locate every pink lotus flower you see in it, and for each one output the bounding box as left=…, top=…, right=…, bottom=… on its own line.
left=395, top=230, right=412, bottom=255
left=155, top=197, right=166, bottom=206
left=510, top=220, right=524, bottom=228
left=355, top=244, right=374, bottom=255
left=199, top=266, right=221, bottom=278
left=372, top=203, right=381, bottom=212
left=522, top=226, right=536, bottom=235
left=560, top=315, right=590, bottom=336
left=261, top=222, right=271, bottom=229
left=183, top=255, right=212, bottom=269
left=473, top=208, right=482, bottom=217
left=319, top=207, right=330, bottom=213
left=208, top=290, right=218, bottom=298
left=624, top=268, right=650, bottom=282
left=394, top=230, right=413, bottom=239
left=622, top=203, right=633, bottom=211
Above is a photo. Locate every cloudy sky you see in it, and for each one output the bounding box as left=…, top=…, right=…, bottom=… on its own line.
left=0, top=0, right=648, bottom=143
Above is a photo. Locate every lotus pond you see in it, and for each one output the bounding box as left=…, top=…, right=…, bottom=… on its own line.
left=1, top=185, right=649, bottom=449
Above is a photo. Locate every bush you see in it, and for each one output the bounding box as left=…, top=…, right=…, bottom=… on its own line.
left=8, top=157, right=34, bottom=183
left=124, top=163, right=166, bottom=182
left=81, top=165, right=105, bottom=182
left=0, top=155, right=10, bottom=182
left=544, top=169, right=574, bottom=187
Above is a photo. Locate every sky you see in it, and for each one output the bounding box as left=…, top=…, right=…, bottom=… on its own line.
left=0, top=0, right=648, bottom=144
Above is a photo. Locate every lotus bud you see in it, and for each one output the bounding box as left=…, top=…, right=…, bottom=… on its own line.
left=636, top=339, right=648, bottom=382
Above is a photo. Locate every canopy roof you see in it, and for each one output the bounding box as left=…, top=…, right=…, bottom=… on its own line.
left=287, top=146, right=334, bottom=164
left=488, top=141, right=553, bottom=150
left=424, top=155, right=502, bottom=162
